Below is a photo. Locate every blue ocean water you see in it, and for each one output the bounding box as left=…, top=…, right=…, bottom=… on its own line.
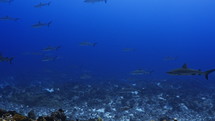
left=0, top=0, right=215, bottom=120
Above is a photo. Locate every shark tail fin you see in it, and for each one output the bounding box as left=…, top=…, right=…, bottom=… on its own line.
left=14, top=18, right=19, bottom=21
left=204, top=69, right=215, bottom=80
left=53, top=56, right=58, bottom=61
left=93, top=42, right=97, bottom=47
left=9, top=0, right=13, bottom=3
left=47, top=21, right=52, bottom=27
left=9, top=57, right=14, bottom=64
left=56, top=46, right=61, bottom=50
left=149, top=70, right=154, bottom=74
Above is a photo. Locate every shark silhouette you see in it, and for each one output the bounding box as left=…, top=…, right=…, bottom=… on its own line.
left=167, top=64, right=215, bottom=80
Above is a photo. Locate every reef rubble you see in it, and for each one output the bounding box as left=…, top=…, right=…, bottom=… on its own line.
left=0, top=78, right=215, bottom=121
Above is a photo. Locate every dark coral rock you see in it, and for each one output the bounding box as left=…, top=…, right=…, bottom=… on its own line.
left=159, top=116, right=172, bottom=121
left=76, top=118, right=103, bottom=121
left=13, top=114, right=30, bottom=121
left=173, top=118, right=178, bottom=121
left=44, top=116, right=55, bottom=121
left=0, top=110, right=31, bottom=121
left=7, top=111, right=17, bottom=116
left=50, top=109, right=66, bottom=121
left=37, top=116, right=46, bottom=121
left=28, top=110, right=36, bottom=120
left=0, top=109, right=7, bottom=117
left=2, top=113, right=13, bottom=119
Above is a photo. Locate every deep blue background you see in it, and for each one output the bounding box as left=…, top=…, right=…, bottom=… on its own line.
left=0, top=0, right=215, bottom=84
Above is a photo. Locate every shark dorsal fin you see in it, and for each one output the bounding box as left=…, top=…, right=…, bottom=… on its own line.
left=182, top=64, right=187, bottom=69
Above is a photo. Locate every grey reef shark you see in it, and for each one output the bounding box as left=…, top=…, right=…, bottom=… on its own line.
left=167, top=64, right=215, bottom=80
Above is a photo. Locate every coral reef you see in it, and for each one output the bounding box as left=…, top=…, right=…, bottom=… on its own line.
left=0, top=109, right=31, bottom=121
left=0, top=108, right=104, bottom=121
left=0, top=78, right=215, bottom=120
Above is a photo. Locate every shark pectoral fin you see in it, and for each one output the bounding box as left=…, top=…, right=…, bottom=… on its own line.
left=53, top=56, right=58, bottom=61
left=204, top=69, right=215, bottom=80
left=205, top=74, right=209, bottom=80
left=14, top=18, right=19, bottom=21
left=47, top=21, right=52, bottom=27
left=182, top=64, right=187, bottom=69
left=93, top=42, right=97, bottom=47
left=9, top=57, right=14, bottom=64
left=55, top=46, right=61, bottom=50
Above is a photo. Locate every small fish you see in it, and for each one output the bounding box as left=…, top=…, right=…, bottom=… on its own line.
left=31, top=53, right=43, bottom=55
left=80, top=42, right=97, bottom=47
left=32, top=21, right=52, bottom=28
left=0, top=54, right=14, bottom=64
left=34, top=2, right=51, bottom=8
left=120, top=106, right=132, bottom=111
left=0, top=0, right=13, bottom=3
left=121, top=48, right=135, bottom=52
left=42, top=46, right=61, bottom=51
left=22, top=52, right=44, bottom=56
left=131, top=69, right=153, bottom=75
left=80, top=74, right=92, bottom=80
left=163, top=56, right=178, bottom=61
left=167, top=64, right=215, bottom=80
left=0, top=16, right=19, bottom=21
left=84, top=0, right=107, bottom=3
left=41, top=56, right=58, bottom=62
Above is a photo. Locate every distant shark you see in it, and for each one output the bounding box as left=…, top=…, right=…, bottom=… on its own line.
left=0, top=54, right=14, bottom=64
left=167, top=64, right=215, bottom=80
left=41, top=56, right=58, bottom=62
left=0, top=16, right=19, bottom=21
left=79, top=42, right=97, bottom=47
left=84, top=0, right=107, bottom=3
left=42, top=46, right=61, bottom=51
left=34, top=2, right=51, bottom=8
left=0, top=0, right=13, bottom=3
left=32, top=21, right=52, bottom=28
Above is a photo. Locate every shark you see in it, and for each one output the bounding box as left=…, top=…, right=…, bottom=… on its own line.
left=0, top=54, right=14, bottom=64
left=163, top=56, right=178, bottom=61
left=121, top=48, right=135, bottom=52
left=80, top=42, right=97, bottom=47
left=167, top=64, right=215, bottom=80
left=131, top=69, right=153, bottom=75
left=41, top=56, right=58, bottom=62
left=32, top=21, right=52, bottom=28
left=0, top=16, right=19, bottom=21
left=84, top=0, right=107, bottom=3
left=42, top=46, right=61, bottom=51
left=34, top=2, right=51, bottom=8
left=0, top=0, right=13, bottom=3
